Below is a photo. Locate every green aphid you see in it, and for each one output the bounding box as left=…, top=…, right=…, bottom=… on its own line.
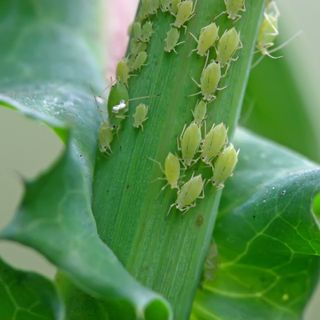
left=192, top=100, right=207, bottom=125
left=99, top=122, right=114, bottom=155
left=160, top=0, right=171, bottom=12
left=130, top=41, right=148, bottom=57
left=164, top=27, right=183, bottom=53
left=116, top=59, right=130, bottom=86
left=141, top=21, right=154, bottom=43
left=133, top=104, right=149, bottom=130
left=225, top=0, right=246, bottom=21
left=129, top=51, right=148, bottom=72
left=170, top=0, right=181, bottom=15
left=216, top=28, right=242, bottom=68
left=213, top=144, right=239, bottom=188
left=173, top=0, right=196, bottom=29
left=107, top=82, right=130, bottom=129
left=201, top=123, right=228, bottom=164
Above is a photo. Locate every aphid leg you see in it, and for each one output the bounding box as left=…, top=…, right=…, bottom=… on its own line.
left=214, top=10, right=226, bottom=21
left=191, top=77, right=201, bottom=88
left=148, top=157, right=164, bottom=172
left=217, top=85, right=228, bottom=91
left=167, top=203, right=176, bottom=216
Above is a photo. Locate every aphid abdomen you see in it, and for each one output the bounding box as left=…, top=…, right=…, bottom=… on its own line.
left=201, top=123, right=228, bottom=163
left=133, top=104, right=149, bottom=129
left=192, top=100, right=207, bottom=125
left=99, top=122, right=114, bottom=154
left=213, top=144, right=238, bottom=187
left=116, top=59, right=130, bottom=86
left=164, top=152, right=180, bottom=188
left=173, top=0, right=193, bottom=28
left=164, top=27, right=181, bottom=53
left=176, top=175, right=204, bottom=211
left=200, top=62, right=221, bottom=101
left=225, top=0, right=245, bottom=20
left=129, top=51, right=148, bottom=72
left=197, top=23, right=219, bottom=56
left=180, top=122, right=202, bottom=166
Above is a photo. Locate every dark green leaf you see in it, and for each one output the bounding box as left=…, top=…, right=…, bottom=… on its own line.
left=192, top=129, right=320, bottom=319
left=0, top=257, right=63, bottom=320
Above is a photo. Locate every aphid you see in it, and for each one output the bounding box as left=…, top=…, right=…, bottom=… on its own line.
left=190, top=23, right=219, bottom=57
left=133, top=104, right=149, bottom=130
left=116, top=59, right=130, bottom=86
left=149, top=152, right=181, bottom=190
left=256, top=1, right=280, bottom=57
left=168, top=174, right=204, bottom=214
left=191, top=61, right=222, bottom=102
left=141, top=21, right=154, bottom=43
left=225, top=0, right=246, bottom=20
left=192, top=100, right=207, bottom=125
left=130, top=41, right=148, bottom=57
left=160, top=0, right=171, bottom=12
left=216, top=28, right=242, bottom=68
left=107, top=82, right=130, bottom=129
left=201, top=123, right=228, bottom=165
left=170, top=0, right=181, bottom=15
left=129, top=51, right=148, bottom=72
left=178, top=122, right=202, bottom=167
left=99, top=122, right=114, bottom=155
left=164, top=27, right=184, bottom=53
left=140, top=0, right=158, bottom=19
left=130, top=22, right=142, bottom=40
left=173, top=0, right=196, bottom=29
left=213, top=144, right=239, bottom=188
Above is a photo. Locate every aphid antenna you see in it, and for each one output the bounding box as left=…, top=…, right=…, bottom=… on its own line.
left=214, top=10, right=227, bottom=21
left=129, top=94, right=160, bottom=102
left=268, top=30, right=303, bottom=56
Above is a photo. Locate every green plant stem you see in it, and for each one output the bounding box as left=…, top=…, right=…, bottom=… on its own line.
left=93, top=1, right=264, bottom=318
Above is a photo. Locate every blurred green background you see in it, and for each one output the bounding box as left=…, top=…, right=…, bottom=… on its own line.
left=0, top=0, right=319, bottom=318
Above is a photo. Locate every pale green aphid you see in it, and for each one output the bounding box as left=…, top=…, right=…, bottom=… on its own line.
left=225, top=0, right=246, bottom=21
left=141, top=21, right=154, bottom=43
left=164, top=27, right=183, bottom=53
left=133, top=104, right=149, bottom=130
left=256, top=1, right=280, bottom=57
left=116, top=59, right=130, bottom=86
left=190, top=23, right=219, bottom=57
left=130, top=41, right=148, bottom=57
left=99, top=122, right=114, bottom=155
left=149, top=152, right=181, bottom=190
left=129, top=51, right=148, bottom=71
left=173, top=0, right=196, bottom=29
left=201, top=123, right=228, bottom=164
left=192, top=100, right=207, bottom=125
left=213, top=144, right=239, bottom=188
left=216, top=27, right=242, bottom=68
left=130, top=22, right=142, bottom=40
left=170, top=0, right=181, bottom=15
left=192, top=61, right=222, bottom=102
left=168, top=174, right=204, bottom=215
left=140, top=0, right=157, bottom=19
left=179, top=122, right=202, bottom=167
left=160, top=0, right=171, bottom=12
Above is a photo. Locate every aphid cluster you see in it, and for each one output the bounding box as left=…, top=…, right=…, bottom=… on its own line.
left=150, top=0, right=243, bottom=215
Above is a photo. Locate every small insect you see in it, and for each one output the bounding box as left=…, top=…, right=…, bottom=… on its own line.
left=140, top=0, right=158, bottom=19
left=116, top=59, right=130, bottom=86
left=133, top=104, right=149, bottom=130
left=216, top=27, right=242, bottom=69
left=216, top=0, right=246, bottom=21
left=164, top=27, right=184, bottom=53
left=192, top=100, right=207, bottom=125
left=256, top=1, right=280, bottom=57
left=160, top=0, right=171, bottom=12
left=170, top=0, right=181, bottom=15
left=190, top=23, right=219, bottom=57
left=130, top=41, right=148, bottom=57
left=129, top=51, right=148, bottom=72
left=168, top=174, right=204, bottom=215
left=107, top=82, right=130, bottom=129
left=191, top=61, right=222, bottom=102
left=213, top=144, right=239, bottom=188
left=149, top=152, right=181, bottom=190
left=172, top=0, right=196, bottom=29
left=178, top=122, right=202, bottom=167
left=130, top=22, right=142, bottom=40
left=201, top=123, right=228, bottom=165
left=141, top=21, right=154, bottom=43
left=99, top=122, right=114, bottom=155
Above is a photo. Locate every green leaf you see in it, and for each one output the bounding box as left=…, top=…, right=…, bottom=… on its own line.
left=0, top=257, right=63, bottom=320
left=0, top=1, right=171, bottom=318
left=93, top=1, right=265, bottom=318
left=242, top=51, right=320, bottom=162
left=192, top=129, right=320, bottom=319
